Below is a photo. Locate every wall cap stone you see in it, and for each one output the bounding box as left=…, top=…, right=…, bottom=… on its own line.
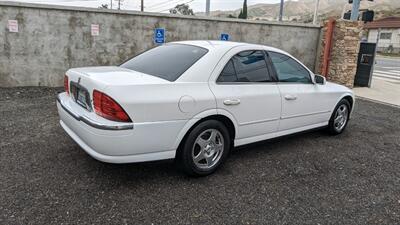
left=0, top=1, right=322, bottom=29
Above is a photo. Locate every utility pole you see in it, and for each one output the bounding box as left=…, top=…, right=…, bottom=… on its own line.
left=206, top=0, right=210, bottom=16
left=117, top=0, right=120, bottom=10
left=350, top=0, right=361, bottom=21
left=279, top=0, right=284, bottom=22
left=110, top=0, right=112, bottom=9
left=312, top=0, right=320, bottom=25
left=141, top=0, right=144, bottom=12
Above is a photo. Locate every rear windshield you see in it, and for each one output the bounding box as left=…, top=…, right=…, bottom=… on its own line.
left=120, top=44, right=208, bottom=82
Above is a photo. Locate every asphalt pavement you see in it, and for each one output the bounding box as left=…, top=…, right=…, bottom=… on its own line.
left=1, top=87, right=400, bottom=225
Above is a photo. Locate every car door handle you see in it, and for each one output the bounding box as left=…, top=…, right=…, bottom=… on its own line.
left=223, top=99, right=241, bottom=106
left=284, top=95, right=297, bottom=101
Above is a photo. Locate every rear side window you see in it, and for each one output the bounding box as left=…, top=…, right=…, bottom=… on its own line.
left=217, top=50, right=272, bottom=83
left=268, top=51, right=311, bottom=83
left=217, top=60, right=237, bottom=82
left=120, top=44, right=208, bottom=82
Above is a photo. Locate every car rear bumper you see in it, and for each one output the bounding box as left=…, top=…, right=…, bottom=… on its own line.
left=57, top=94, right=134, bottom=131
left=56, top=92, right=185, bottom=163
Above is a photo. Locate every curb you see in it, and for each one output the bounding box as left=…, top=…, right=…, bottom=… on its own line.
left=356, top=96, right=400, bottom=109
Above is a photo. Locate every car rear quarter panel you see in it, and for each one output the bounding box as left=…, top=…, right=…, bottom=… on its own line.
left=104, top=82, right=217, bottom=123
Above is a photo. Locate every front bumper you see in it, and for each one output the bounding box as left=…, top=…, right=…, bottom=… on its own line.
left=56, top=93, right=185, bottom=163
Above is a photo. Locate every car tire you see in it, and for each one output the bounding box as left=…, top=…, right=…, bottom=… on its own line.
left=177, top=120, right=231, bottom=177
left=327, top=99, right=351, bottom=135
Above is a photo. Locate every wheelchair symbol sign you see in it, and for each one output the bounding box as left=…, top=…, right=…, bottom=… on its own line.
left=221, top=33, right=229, bottom=41
left=154, top=28, right=165, bottom=44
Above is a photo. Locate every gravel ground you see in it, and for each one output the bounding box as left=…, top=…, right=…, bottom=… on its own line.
left=0, top=87, right=399, bottom=225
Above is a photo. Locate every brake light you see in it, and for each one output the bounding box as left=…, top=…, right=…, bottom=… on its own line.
left=93, top=90, right=132, bottom=122
left=64, top=75, right=69, bottom=95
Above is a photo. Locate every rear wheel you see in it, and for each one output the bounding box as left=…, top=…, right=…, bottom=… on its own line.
left=328, top=99, right=351, bottom=135
left=178, top=120, right=231, bottom=176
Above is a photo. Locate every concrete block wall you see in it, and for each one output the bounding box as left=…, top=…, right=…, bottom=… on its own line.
left=0, top=2, right=321, bottom=87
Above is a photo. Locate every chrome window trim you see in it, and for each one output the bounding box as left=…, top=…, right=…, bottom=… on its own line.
left=216, top=81, right=278, bottom=85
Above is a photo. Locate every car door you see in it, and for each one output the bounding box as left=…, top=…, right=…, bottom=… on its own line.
left=267, top=51, right=332, bottom=132
left=209, top=47, right=281, bottom=143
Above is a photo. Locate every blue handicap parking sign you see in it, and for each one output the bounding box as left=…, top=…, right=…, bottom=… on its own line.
left=154, top=28, right=165, bottom=44
left=220, top=33, right=229, bottom=41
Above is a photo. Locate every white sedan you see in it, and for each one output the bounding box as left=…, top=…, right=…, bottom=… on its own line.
left=57, top=41, right=354, bottom=176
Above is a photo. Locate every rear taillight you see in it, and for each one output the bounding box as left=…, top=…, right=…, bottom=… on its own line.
left=93, top=90, right=132, bottom=122
left=64, top=75, right=69, bottom=95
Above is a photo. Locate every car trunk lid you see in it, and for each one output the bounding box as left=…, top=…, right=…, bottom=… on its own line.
left=67, top=66, right=170, bottom=86
left=65, top=66, right=169, bottom=112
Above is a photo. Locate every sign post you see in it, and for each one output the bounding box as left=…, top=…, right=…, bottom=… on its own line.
left=279, top=0, right=284, bottom=22
left=350, top=0, right=361, bottom=21
left=154, top=28, right=165, bottom=44
left=313, top=0, right=320, bottom=25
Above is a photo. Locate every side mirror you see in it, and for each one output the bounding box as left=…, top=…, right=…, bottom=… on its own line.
left=314, top=74, right=326, bottom=85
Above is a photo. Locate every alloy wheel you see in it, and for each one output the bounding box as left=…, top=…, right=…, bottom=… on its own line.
left=192, top=129, right=224, bottom=170
left=334, top=104, right=348, bottom=132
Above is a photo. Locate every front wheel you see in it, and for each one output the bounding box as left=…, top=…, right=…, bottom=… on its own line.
left=177, top=120, right=231, bottom=176
left=327, top=99, right=351, bottom=135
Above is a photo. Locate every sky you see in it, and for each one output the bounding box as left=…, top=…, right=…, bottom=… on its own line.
left=4, top=0, right=289, bottom=13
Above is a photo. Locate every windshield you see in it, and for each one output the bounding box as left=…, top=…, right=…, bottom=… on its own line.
left=120, top=44, right=208, bottom=82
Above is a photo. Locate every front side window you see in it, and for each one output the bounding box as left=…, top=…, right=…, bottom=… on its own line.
left=268, top=52, right=311, bottom=83
left=120, top=44, right=208, bottom=82
left=217, top=50, right=272, bottom=83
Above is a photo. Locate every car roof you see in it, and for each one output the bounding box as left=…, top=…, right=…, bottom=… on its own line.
left=171, top=40, right=243, bottom=49
left=169, top=40, right=287, bottom=54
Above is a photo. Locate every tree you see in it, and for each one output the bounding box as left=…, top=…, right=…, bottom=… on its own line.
left=99, top=4, right=109, bottom=9
left=238, top=0, right=248, bottom=19
left=169, top=4, right=194, bottom=16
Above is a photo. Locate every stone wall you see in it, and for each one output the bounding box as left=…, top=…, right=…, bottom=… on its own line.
left=0, top=2, right=321, bottom=87
left=317, top=19, right=363, bottom=88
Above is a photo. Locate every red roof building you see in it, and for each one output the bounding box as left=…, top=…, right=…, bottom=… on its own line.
left=365, top=17, right=400, bottom=53
left=364, top=17, right=400, bottom=29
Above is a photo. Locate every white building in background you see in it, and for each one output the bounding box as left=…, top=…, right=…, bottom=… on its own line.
left=365, top=17, right=400, bottom=53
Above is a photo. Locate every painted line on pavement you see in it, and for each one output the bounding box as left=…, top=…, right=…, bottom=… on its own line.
left=372, top=76, right=400, bottom=83
left=374, top=70, right=400, bottom=76
left=373, top=73, right=400, bottom=80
